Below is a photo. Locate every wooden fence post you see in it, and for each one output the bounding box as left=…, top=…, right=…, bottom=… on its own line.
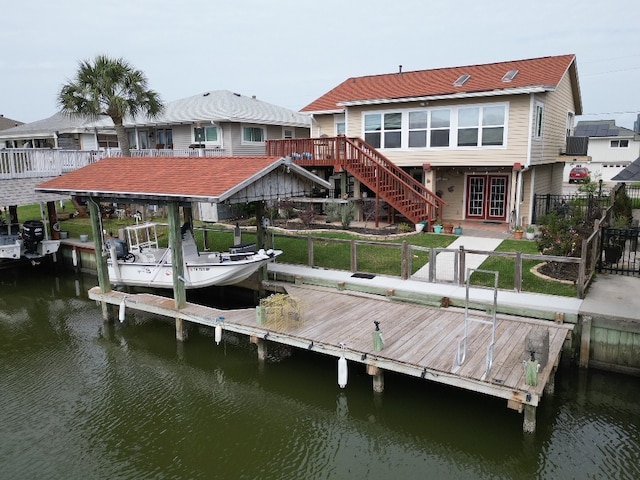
left=514, top=251, right=522, bottom=292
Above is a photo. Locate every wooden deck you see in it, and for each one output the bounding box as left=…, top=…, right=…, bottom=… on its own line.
left=88, top=283, right=573, bottom=431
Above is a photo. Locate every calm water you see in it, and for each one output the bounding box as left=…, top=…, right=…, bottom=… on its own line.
left=1, top=265, right=638, bottom=480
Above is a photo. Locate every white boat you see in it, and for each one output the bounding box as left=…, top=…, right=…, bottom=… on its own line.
left=0, top=220, right=60, bottom=262
left=106, top=222, right=282, bottom=289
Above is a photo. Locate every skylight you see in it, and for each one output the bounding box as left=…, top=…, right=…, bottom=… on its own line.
left=453, top=74, right=471, bottom=87
left=502, top=69, right=519, bottom=82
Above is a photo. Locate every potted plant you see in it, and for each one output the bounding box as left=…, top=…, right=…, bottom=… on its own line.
left=454, top=224, right=463, bottom=235
left=525, top=225, right=535, bottom=240
left=432, top=217, right=443, bottom=233
left=513, top=225, right=524, bottom=239
left=443, top=221, right=454, bottom=234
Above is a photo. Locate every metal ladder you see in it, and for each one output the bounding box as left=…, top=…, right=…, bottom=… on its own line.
left=455, top=268, right=498, bottom=381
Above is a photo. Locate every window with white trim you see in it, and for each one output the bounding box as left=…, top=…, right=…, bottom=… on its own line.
left=242, top=125, right=265, bottom=143
left=534, top=103, right=544, bottom=139
left=335, top=114, right=346, bottom=135
left=457, top=105, right=505, bottom=147
left=610, top=139, right=629, bottom=148
left=408, top=109, right=450, bottom=148
left=283, top=128, right=294, bottom=139
left=364, top=112, right=402, bottom=148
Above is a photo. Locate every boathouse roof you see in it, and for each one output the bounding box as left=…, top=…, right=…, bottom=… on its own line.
left=35, top=156, right=330, bottom=204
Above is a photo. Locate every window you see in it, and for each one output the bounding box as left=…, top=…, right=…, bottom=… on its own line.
left=408, top=109, right=450, bottom=148
left=430, top=109, right=450, bottom=147
left=205, top=126, right=218, bottom=142
left=127, top=131, right=137, bottom=149
left=610, top=139, right=629, bottom=148
left=335, top=114, right=346, bottom=135
left=457, top=105, right=505, bottom=147
left=243, top=126, right=265, bottom=143
left=534, top=103, right=544, bottom=139
left=283, top=128, right=294, bottom=139
left=364, top=113, right=401, bottom=148
left=156, top=129, right=173, bottom=148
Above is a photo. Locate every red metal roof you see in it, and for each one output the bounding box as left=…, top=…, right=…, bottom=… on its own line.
left=301, top=54, right=577, bottom=112
left=36, top=156, right=282, bottom=199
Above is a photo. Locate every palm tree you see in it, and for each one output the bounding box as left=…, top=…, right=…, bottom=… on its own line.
left=58, top=55, right=164, bottom=156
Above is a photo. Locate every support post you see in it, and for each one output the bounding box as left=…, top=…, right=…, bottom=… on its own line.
left=175, top=317, right=188, bottom=342
left=367, top=365, right=384, bottom=393
left=167, top=202, right=186, bottom=310
left=545, top=367, right=556, bottom=395
left=523, top=404, right=536, bottom=433
left=250, top=335, right=267, bottom=362
left=579, top=315, right=592, bottom=368
left=46, top=201, right=60, bottom=240
left=88, top=199, right=112, bottom=322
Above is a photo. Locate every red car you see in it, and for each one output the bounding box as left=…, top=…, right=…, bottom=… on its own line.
left=569, top=166, right=590, bottom=183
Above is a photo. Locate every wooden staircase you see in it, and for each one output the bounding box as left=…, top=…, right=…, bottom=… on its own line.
left=266, top=136, right=444, bottom=225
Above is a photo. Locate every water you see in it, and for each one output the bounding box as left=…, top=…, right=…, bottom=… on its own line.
left=1, top=266, right=638, bottom=480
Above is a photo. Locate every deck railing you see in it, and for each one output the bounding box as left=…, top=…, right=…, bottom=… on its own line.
left=266, top=136, right=444, bottom=224
left=0, top=149, right=98, bottom=179
left=0, top=147, right=229, bottom=179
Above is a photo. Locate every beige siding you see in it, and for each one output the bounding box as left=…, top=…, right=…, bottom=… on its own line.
left=312, top=115, right=336, bottom=137
left=530, top=72, right=576, bottom=167
left=343, top=97, right=530, bottom=169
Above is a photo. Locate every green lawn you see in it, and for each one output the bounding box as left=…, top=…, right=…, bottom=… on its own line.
left=15, top=203, right=577, bottom=296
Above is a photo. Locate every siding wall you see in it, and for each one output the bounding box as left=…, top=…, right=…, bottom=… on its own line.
left=530, top=72, right=576, bottom=167
left=171, top=125, right=194, bottom=150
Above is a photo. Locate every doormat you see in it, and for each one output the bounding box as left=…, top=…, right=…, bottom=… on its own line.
left=351, top=272, right=376, bottom=279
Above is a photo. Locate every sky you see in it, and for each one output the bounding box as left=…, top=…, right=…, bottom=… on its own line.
left=2, top=0, right=640, bottom=129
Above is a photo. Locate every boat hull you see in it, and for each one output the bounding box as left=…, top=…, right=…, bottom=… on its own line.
left=107, top=251, right=282, bottom=289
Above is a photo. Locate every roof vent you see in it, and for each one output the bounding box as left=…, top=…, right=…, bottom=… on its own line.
left=453, top=74, right=470, bottom=87
left=203, top=92, right=210, bottom=96
left=502, top=69, right=519, bottom=82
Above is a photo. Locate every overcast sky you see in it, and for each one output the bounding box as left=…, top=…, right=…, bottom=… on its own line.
left=2, top=0, right=639, bottom=129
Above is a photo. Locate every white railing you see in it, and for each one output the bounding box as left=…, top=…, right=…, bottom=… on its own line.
left=0, top=149, right=98, bottom=179
left=0, top=147, right=230, bottom=179
left=102, top=148, right=228, bottom=158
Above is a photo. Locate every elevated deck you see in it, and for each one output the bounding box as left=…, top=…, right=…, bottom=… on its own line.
left=89, top=282, right=573, bottom=432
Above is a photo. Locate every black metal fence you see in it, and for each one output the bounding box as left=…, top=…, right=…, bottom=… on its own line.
left=532, top=192, right=611, bottom=224
left=598, top=227, right=640, bottom=276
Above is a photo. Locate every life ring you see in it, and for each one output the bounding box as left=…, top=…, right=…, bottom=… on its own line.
left=52, top=222, right=60, bottom=232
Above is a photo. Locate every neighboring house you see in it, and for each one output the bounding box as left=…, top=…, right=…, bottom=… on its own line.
left=0, top=114, right=24, bottom=131
left=124, top=90, right=310, bottom=155
left=0, top=112, right=115, bottom=149
left=565, top=120, right=640, bottom=183
left=287, top=54, right=582, bottom=227
left=0, top=91, right=311, bottom=155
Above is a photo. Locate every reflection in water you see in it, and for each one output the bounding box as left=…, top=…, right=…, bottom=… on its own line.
left=0, top=267, right=638, bottom=479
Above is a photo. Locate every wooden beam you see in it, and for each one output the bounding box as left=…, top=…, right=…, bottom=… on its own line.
left=88, top=199, right=112, bottom=322
left=167, top=202, right=186, bottom=310
left=579, top=315, right=592, bottom=368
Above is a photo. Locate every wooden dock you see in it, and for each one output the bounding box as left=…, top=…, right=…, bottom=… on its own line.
left=88, top=282, right=573, bottom=432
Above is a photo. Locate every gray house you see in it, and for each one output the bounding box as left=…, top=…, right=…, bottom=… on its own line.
left=0, top=90, right=311, bottom=154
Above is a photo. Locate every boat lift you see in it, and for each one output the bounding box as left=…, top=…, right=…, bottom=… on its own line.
left=455, top=268, right=498, bottom=381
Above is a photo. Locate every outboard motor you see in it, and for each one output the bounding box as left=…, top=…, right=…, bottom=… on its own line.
left=21, top=220, right=44, bottom=253
left=106, top=238, right=129, bottom=259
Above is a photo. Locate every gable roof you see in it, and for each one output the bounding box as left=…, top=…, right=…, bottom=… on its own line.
left=0, top=112, right=112, bottom=139
left=0, top=115, right=23, bottom=131
left=35, top=156, right=330, bottom=204
left=302, top=54, right=580, bottom=113
left=574, top=120, right=636, bottom=138
left=129, top=90, right=311, bottom=128
left=611, top=157, right=640, bottom=182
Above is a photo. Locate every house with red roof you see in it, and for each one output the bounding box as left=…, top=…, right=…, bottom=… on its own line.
left=270, top=54, right=582, bottom=228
